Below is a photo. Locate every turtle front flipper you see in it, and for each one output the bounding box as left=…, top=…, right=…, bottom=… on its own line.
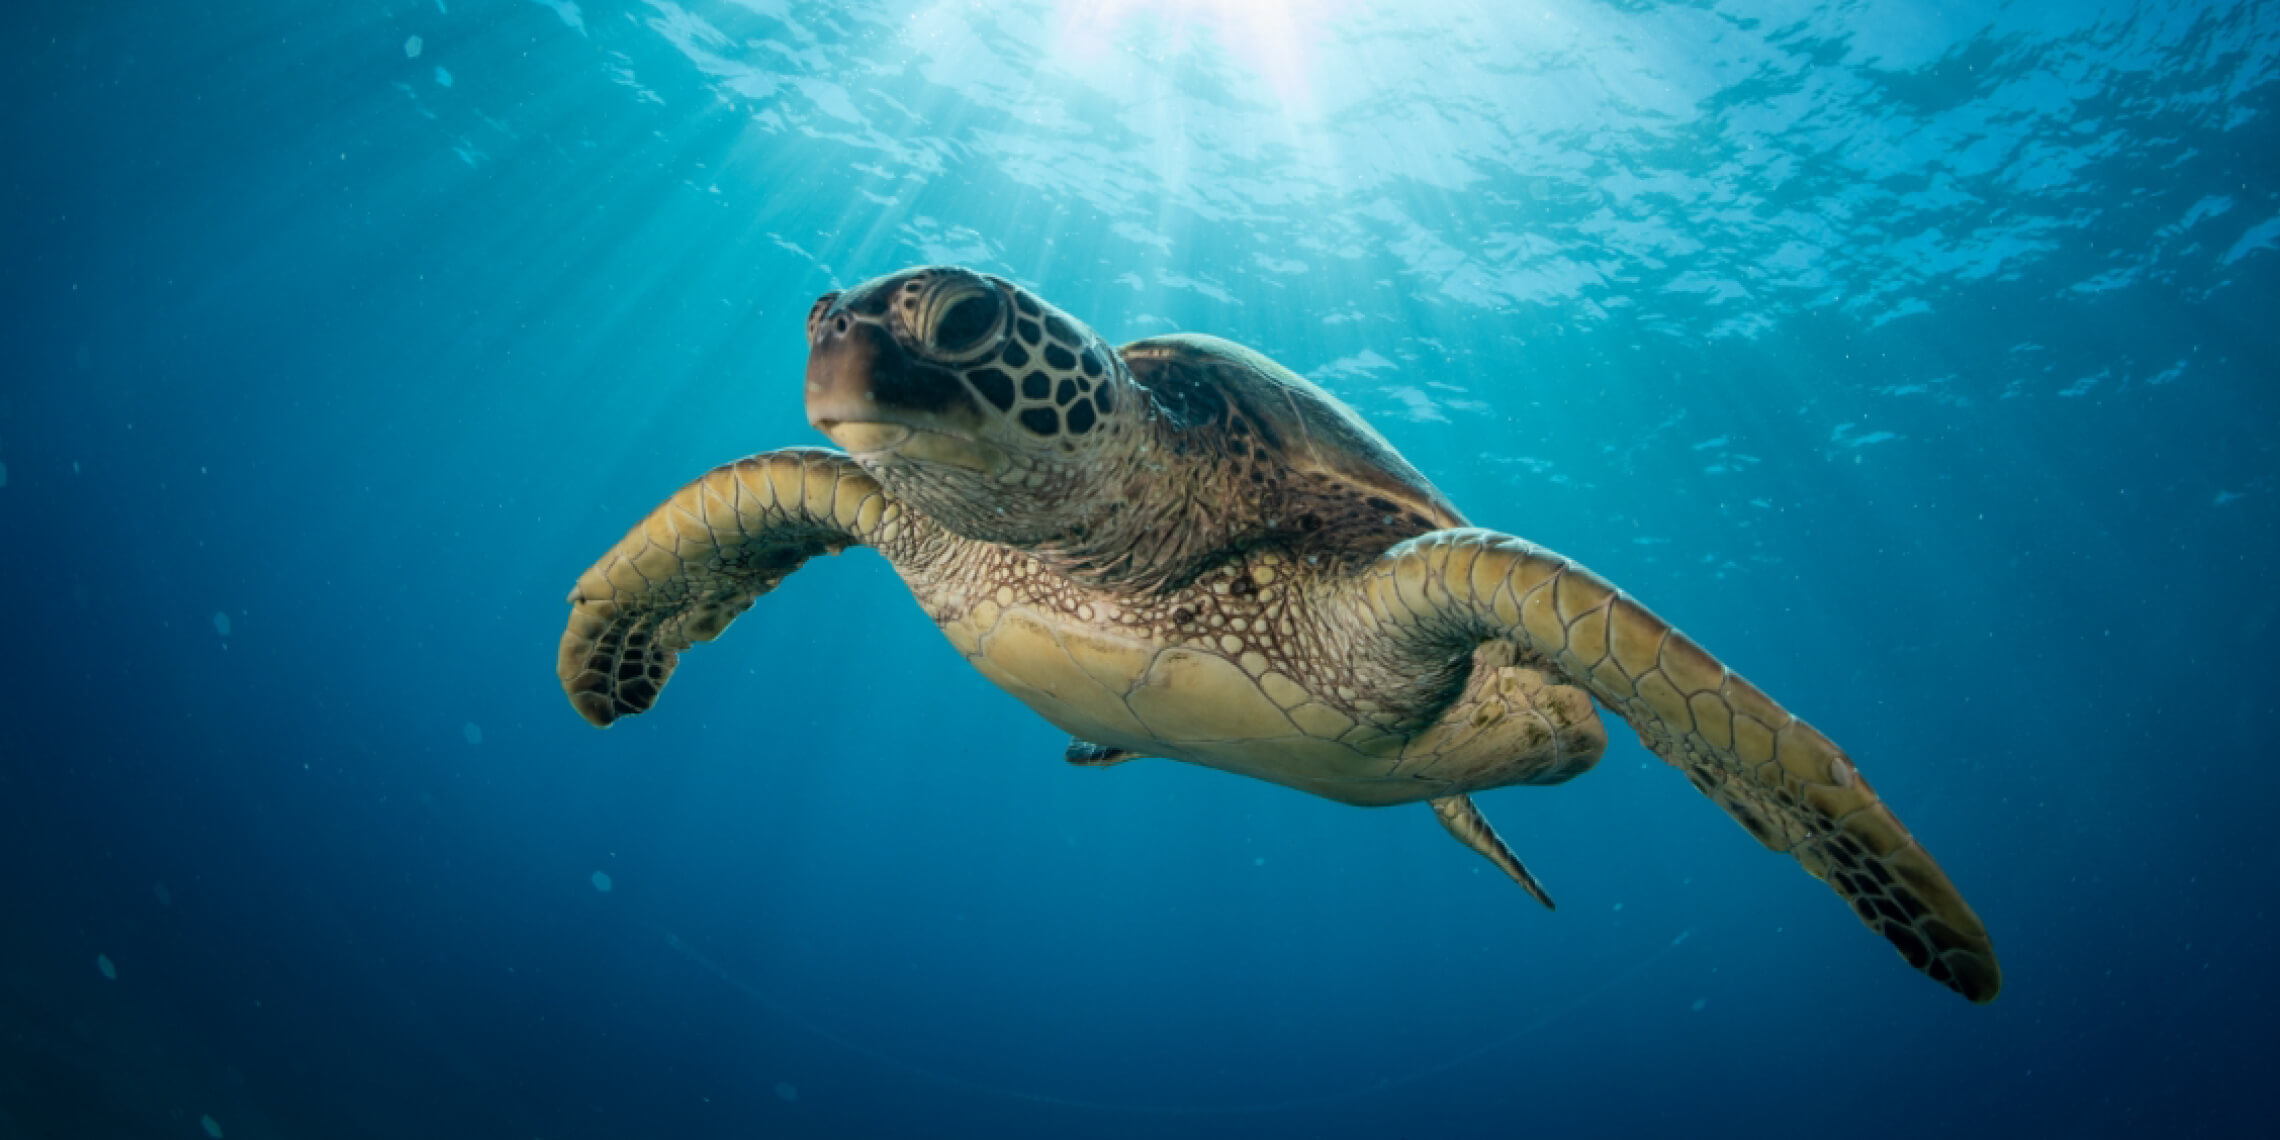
left=558, top=448, right=910, bottom=727
left=1362, top=529, right=2001, bottom=1003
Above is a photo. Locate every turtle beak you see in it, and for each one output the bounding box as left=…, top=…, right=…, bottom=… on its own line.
left=805, top=306, right=1004, bottom=473
left=804, top=312, right=899, bottom=440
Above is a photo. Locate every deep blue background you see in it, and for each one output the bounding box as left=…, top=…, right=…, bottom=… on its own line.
left=4, top=1, right=2276, bottom=1137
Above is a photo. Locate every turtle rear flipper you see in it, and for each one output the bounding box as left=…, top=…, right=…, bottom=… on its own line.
left=558, top=449, right=907, bottom=727
left=1364, top=529, right=2002, bottom=1003
left=1431, top=795, right=1555, bottom=910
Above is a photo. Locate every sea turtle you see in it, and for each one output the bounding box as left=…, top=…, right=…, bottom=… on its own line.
left=557, top=265, right=2000, bottom=1002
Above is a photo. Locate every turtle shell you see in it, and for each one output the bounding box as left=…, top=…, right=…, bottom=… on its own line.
left=1119, top=334, right=1467, bottom=561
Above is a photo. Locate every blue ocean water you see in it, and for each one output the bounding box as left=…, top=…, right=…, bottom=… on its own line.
left=4, top=0, right=2276, bottom=1136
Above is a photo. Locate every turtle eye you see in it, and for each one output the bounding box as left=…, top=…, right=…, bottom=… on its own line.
left=928, top=289, right=1002, bottom=357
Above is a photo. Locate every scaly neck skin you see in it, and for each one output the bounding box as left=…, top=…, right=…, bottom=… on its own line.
left=1018, top=389, right=1258, bottom=595
left=868, top=497, right=960, bottom=577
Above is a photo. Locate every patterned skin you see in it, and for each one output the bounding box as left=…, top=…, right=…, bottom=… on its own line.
left=558, top=266, right=2000, bottom=1002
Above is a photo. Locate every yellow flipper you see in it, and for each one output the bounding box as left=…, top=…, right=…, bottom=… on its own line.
left=558, top=448, right=904, bottom=727
left=1368, top=529, right=2001, bottom=1002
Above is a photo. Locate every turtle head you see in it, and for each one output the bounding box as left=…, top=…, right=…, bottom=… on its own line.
left=805, top=266, right=1143, bottom=546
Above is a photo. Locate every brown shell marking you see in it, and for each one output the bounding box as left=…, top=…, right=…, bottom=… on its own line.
left=1120, top=334, right=1466, bottom=564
